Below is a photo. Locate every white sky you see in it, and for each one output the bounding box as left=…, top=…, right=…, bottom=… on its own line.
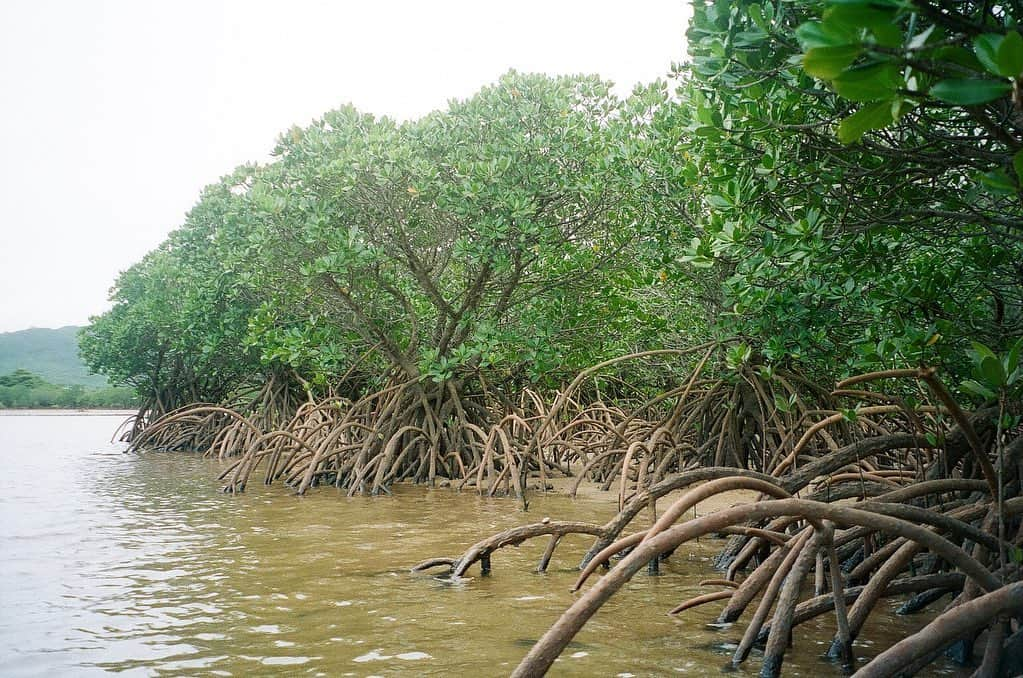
left=0, top=0, right=689, bottom=333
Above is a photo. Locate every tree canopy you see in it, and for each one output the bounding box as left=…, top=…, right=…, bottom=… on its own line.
left=83, top=10, right=1022, bottom=414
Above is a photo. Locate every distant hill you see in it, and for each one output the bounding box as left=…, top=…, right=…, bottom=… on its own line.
left=0, top=326, right=108, bottom=387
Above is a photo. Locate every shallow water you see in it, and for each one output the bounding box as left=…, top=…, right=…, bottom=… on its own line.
left=0, top=413, right=963, bottom=676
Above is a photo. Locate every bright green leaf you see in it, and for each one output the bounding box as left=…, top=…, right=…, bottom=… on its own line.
left=823, top=4, right=900, bottom=46
left=803, top=45, right=862, bottom=79
left=837, top=101, right=894, bottom=144
left=795, top=21, right=857, bottom=49
left=823, top=4, right=896, bottom=30
left=832, top=63, right=900, bottom=102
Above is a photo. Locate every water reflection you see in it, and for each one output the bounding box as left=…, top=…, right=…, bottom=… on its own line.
left=0, top=414, right=963, bottom=676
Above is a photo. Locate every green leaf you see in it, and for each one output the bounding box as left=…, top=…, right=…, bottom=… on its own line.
left=1005, top=340, right=1021, bottom=377
left=930, top=78, right=1011, bottom=105
left=803, top=45, right=862, bottom=79
left=823, top=4, right=896, bottom=31
left=961, top=379, right=996, bottom=400
left=837, top=101, right=894, bottom=144
left=748, top=4, right=768, bottom=31
left=974, top=34, right=1004, bottom=76
left=980, top=355, right=1006, bottom=387
left=970, top=341, right=998, bottom=362
left=869, top=22, right=903, bottom=49
left=725, top=342, right=752, bottom=369
left=824, top=5, right=900, bottom=47
left=998, top=31, right=1023, bottom=78
left=796, top=21, right=857, bottom=49
left=1013, top=149, right=1023, bottom=184
left=680, top=254, right=715, bottom=269
left=933, top=46, right=983, bottom=73
left=978, top=169, right=1016, bottom=195
left=832, top=63, right=900, bottom=102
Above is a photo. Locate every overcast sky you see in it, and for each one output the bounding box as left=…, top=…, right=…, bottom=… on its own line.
left=0, top=1, right=689, bottom=333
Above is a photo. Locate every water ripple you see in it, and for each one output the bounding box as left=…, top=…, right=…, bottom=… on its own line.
left=0, top=415, right=965, bottom=677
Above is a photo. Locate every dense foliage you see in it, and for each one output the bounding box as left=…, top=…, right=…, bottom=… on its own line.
left=672, top=0, right=1022, bottom=378
left=0, top=369, right=137, bottom=409
left=82, top=73, right=697, bottom=414
left=83, top=4, right=1022, bottom=414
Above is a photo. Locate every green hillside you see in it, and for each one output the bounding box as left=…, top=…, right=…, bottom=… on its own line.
left=0, top=326, right=108, bottom=387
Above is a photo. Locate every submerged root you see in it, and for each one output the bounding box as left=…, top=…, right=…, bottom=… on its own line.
left=510, top=495, right=1019, bottom=677
left=412, top=520, right=604, bottom=578
left=408, top=367, right=1022, bottom=677
left=124, top=357, right=1022, bottom=676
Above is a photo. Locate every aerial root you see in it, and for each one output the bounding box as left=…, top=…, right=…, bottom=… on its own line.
left=123, top=359, right=1022, bottom=676
left=852, top=582, right=1023, bottom=678
left=412, top=520, right=604, bottom=578
left=129, top=348, right=945, bottom=501
left=470, top=375, right=1018, bottom=677
left=668, top=589, right=733, bottom=615
left=507, top=487, right=1020, bottom=677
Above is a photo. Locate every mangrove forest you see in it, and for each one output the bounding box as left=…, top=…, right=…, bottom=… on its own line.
left=82, top=1, right=1023, bottom=675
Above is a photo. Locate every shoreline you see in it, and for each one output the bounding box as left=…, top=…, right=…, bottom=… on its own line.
left=0, top=408, right=135, bottom=416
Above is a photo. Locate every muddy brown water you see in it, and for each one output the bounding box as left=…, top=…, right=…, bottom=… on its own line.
left=0, top=413, right=965, bottom=676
